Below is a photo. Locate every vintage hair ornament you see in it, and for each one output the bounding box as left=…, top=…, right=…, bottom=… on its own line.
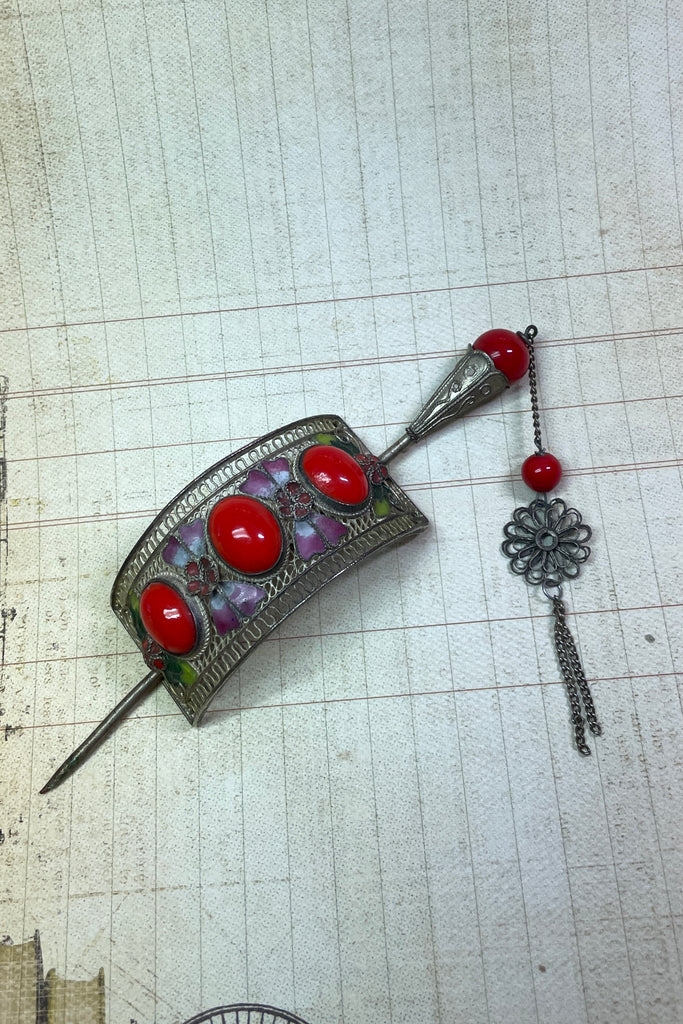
left=42, top=325, right=592, bottom=794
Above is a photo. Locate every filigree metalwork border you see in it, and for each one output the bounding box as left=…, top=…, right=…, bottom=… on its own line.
left=111, top=415, right=428, bottom=723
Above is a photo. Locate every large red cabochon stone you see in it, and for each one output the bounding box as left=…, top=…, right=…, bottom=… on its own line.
left=301, top=445, right=370, bottom=506
left=140, top=580, right=197, bottom=655
left=208, top=495, right=283, bottom=574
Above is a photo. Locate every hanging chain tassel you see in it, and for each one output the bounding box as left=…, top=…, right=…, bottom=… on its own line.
left=502, top=325, right=603, bottom=755
left=551, top=594, right=602, bottom=755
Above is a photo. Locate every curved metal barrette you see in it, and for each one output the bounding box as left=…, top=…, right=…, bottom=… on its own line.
left=41, top=328, right=533, bottom=793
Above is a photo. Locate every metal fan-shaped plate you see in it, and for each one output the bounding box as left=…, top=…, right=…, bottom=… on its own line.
left=182, top=1006, right=311, bottom=1024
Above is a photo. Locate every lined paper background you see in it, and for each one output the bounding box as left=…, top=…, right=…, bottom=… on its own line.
left=2, top=1, right=683, bottom=1021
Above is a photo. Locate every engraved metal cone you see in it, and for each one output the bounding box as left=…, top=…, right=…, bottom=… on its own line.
left=379, top=346, right=508, bottom=462
left=407, top=346, right=507, bottom=439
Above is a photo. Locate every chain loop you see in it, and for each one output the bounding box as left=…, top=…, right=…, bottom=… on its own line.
left=542, top=580, right=563, bottom=601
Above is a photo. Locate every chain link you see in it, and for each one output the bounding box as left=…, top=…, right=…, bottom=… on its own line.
left=555, top=630, right=590, bottom=755
left=518, top=324, right=545, bottom=455
left=562, top=623, right=602, bottom=736
left=552, top=596, right=601, bottom=754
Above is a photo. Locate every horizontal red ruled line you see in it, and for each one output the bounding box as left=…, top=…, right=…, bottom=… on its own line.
left=6, top=390, right=683, bottom=468
left=2, top=260, right=682, bottom=336
left=423, top=456, right=682, bottom=491
left=6, top=599, right=680, bottom=671
left=5, top=323, right=683, bottom=402
left=7, top=506, right=161, bottom=531
left=23, top=671, right=683, bottom=736
left=6, top=455, right=682, bottom=531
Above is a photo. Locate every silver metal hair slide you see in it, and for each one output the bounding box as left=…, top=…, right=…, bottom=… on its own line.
left=42, top=326, right=534, bottom=793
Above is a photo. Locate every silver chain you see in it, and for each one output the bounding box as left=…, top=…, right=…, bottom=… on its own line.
left=518, top=324, right=545, bottom=455
left=552, top=596, right=602, bottom=755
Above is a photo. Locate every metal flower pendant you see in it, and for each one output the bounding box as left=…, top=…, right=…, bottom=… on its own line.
left=502, top=496, right=591, bottom=589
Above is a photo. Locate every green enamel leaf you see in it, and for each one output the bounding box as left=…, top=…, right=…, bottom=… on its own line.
left=373, top=495, right=391, bottom=518
left=372, top=482, right=396, bottom=518
left=178, top=661, right=197, bottom=687
left=331, top=438, right=359, bottom=455
left=314, top=430, right=359, bottom=456
left=164, top=656, right=198, bottom=689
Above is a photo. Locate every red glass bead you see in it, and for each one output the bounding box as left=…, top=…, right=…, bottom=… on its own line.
left=473, top=328, right=529, bottom=382
left=140, top=580, right=197, bottom=655
left=301, top=445, right=370, bottom=506
left=521, top=452, right=563, bottom=492
left=208, top=495, right=283, bottom=574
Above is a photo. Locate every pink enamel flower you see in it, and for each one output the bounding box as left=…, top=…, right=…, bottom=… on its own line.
left=162, top=519, right=266, bottom=635
left=355, top=452, right=389, bottom=486
left=240, top=457, right=347, bottom=560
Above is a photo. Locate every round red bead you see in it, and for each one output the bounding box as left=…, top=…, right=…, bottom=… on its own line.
left=521, top=452, right=563, bottom=492
left=140, top=580, right=197, bottom=655
left=473, top=328, right=529, bottom=382
left=208, top=495, right=283, bottom=574
left=301, top=445, right=370, bottom=506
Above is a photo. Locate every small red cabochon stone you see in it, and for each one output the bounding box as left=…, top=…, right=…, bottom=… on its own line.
left=301, top=445, right=370, bottom=506
left=208, top=494, right=283, bottom=575
left=473, top=328, right=530, bottom=382
left=521, top=452, right=563, bottom=493
left=140, top=580, right=197, bottom=655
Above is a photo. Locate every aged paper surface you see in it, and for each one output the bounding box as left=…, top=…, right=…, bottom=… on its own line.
left=1, top=1, right=683, bottom=1022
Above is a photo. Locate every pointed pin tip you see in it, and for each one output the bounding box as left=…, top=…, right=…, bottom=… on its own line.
left=39, top=775, right=61, bottom=795
left=38, top=670, right=161, bottom=795
left=39, top=753, right=80, bottom=794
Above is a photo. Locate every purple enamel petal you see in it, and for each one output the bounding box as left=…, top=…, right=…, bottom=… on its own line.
left=310, top=513, right=347, bottom=547
left=179, top=518, right=205, bottom=555
left=240, top=468, right=278, bottom=498
left=294, top=520, right=326, bottom=560
left=210, top=592, right=240, bottom=635
left=162, top=536, right=191, bottom=568
left=262, top=457, right=290, bottom=485
left=222, top=581, right=266, bottom=617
